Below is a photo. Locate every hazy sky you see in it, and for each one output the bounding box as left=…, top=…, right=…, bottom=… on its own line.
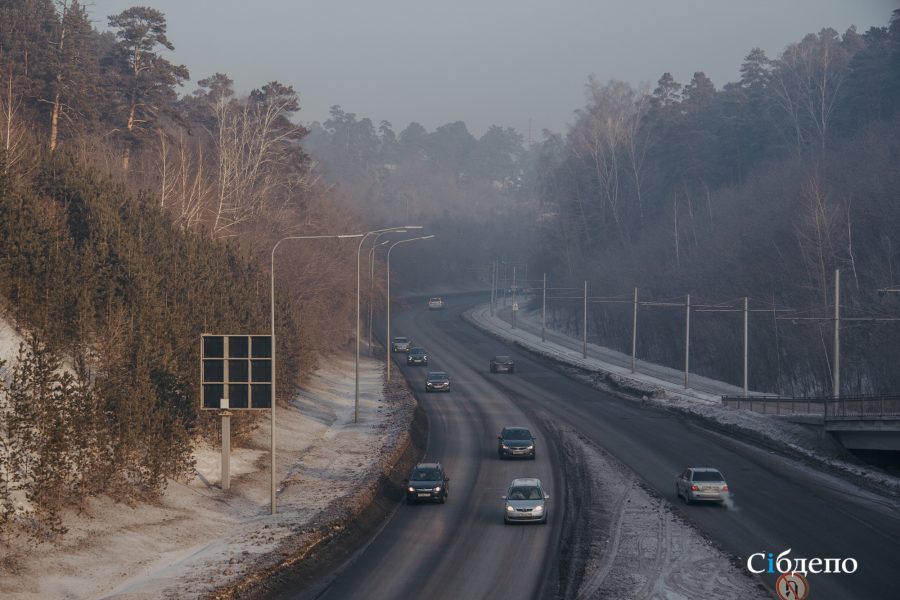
left=88, top=1, right=896, bottom=138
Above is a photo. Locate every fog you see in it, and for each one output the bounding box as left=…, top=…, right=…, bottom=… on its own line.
left=87, top=0, right=894, bottom=136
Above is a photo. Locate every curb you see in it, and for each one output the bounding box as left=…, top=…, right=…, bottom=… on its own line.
left=208, top=375, right=427, bottom=599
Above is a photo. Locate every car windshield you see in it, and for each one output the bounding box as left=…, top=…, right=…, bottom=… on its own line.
left=410, top=348, right=425, bottom=354
left=508, top=486, right=542, bottom=500
left=411, top=469, right=441, bottom=481
left=428, top=372, right=447, bottom=380
left=502, top=428, right=532, bottom=440
left=394, top=337, right=408, bottom=343
left=692, top=470, right=724, bottom=482
left=494, top=356, right=511, bottom=362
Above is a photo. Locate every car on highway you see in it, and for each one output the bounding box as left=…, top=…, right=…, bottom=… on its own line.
left=427, top=297, right=444, bottom=310
left=405, top=462, right=449, bottom=504
left=675, top=467, right=729, bottom=504
left=489, top=355, right=515, bottom=373
left=391, top=336, right=411, bottom=352
left=425, top=371, right=450, bottom=392
left=497, top=426, right=536, bottom=459
left=503, top=478, right=548, bottom=524
left=407, top=347, right=428, bottom=366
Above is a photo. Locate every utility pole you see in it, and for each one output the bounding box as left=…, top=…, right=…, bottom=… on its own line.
left=833, top=269, right=840, bottom=399
left=743, top=297, right=749, bottom=397
left=542, top=273, right=546, bottom=343
left=684, top=294, right=691, bottom=389
left=631, top=287, right=638, bottom=373
left=583, top=280, right=588, bottom=359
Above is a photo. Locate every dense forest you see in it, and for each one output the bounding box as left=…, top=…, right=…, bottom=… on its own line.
left=306, top=11, right=900, bottom=396
left=0, top=1, right=362, bottom=536
left=2, top=0, right=899, bottom=541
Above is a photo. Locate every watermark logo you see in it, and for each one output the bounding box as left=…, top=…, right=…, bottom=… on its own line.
left=776, top=572, right=810, bottom=600
left=747, top=548, right=857, bottom=576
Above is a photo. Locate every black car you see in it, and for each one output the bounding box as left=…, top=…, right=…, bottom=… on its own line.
left=490, top=355, right=515, bottom=373
left=391, top=336, right=411, bottom=352
left=407, top=347, right=428, bottom=366
left=425, top=371, right=450, bottom=392
left=404, top=462, right=449, bottom=504
left=498, top=426, right=536, bottom=459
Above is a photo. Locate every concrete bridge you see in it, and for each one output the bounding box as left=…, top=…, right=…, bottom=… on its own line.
left=722, top=394, right=900, bottom=450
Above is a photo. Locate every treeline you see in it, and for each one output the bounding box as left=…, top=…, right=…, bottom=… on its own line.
left=303, top=108, right=540, bottom=286
left=532, top=12, right=900, bottom=395
left=0, top=1, right=362, bottom=537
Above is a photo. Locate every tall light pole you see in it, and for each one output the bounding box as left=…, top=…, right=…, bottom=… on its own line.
left=368, top=237, right=398, bottom=356
left=270, top=233, right=362, bottom=515
left=386, top=235, right=435, bottom=382
left=357, top=226, right=423, bottom=423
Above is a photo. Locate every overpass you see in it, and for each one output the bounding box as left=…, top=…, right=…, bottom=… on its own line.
left=722, top=394, right=900, bottom=450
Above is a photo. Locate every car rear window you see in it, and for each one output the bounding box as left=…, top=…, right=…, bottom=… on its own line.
left=692, top=470, right=724, bottom=482
left=495, top=356, right=511, bottom=362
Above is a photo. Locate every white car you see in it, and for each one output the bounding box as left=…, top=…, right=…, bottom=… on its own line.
left=427, top=297, right=444, bottom=310
left=675, top=467, right=729, bottom=504
left=503, top=478, right=549, bottom=524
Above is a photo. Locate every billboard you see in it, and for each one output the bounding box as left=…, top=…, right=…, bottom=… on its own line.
left=200, top=335, right=273, bottom=410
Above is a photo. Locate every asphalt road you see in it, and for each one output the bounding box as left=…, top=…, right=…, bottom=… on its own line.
left=284, top=293, right=900, bottom=599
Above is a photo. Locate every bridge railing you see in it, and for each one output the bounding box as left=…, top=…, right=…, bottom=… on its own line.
left=722, top=394, right=900, bottom=420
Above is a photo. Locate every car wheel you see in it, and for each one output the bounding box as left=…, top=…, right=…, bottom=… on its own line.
left=540, top=515, right=548, bottom=524
left=438, top=494, right=446, bottom=504
left=530, top=451, right=536, bottom=460
left=406, top=497, right=414, bottom=505
left=510, top=367, right=515, bottom=374
left=675, top=485, right=681, bottom=500
left=504, top=517, right=510, bottom=525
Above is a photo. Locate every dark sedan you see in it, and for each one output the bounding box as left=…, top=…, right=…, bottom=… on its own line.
left=425, top=371, right=450, bottom=392
left=407, top=347, right=428, bottom=366
left=405, top=463, right=449, bottom=504
left=490, top=355, right=515, bottom=373
left=498, top=426, right=536, bottom=459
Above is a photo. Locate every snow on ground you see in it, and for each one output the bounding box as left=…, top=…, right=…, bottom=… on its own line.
left=558, top=426, right=768, bottom=600
left=0, top=315, right=23, bottom=382
left=0, top=353, right=413, bottom=600
left=467, top=304, right=900, bottom=495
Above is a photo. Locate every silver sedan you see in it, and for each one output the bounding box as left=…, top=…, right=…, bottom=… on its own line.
left=503, top=478, right=549, bottom=524
left=675, top=467, right=729, bottom=504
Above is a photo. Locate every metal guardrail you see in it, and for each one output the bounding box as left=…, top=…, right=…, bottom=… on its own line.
left=722, top=394, right=900, bottom=420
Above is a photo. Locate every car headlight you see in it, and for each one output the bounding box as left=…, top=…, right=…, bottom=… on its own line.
left=434, top=486, right=441, bottom=493
left=525, top=444, right=534, bottom=450
left=501, top=444, right=510, bottom=449
left=532, top=505, right=544, bottom=513
left=506, top=504, right=515, bottom=513
left=408, top=487, right=415, bottom=493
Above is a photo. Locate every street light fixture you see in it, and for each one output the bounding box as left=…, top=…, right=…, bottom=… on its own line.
left=356, top=226, right=423, bottom=422
left=368, top=235, right=404, bottom=355
left=386, top=235, right=435, bottom=382
left=270, top=233, right=362, bottom=515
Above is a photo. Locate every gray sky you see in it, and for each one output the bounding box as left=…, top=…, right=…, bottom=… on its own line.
left=88, top=0, right=897, bottom=138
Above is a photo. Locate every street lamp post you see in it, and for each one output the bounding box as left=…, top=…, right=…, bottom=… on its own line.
left=270, top=233, right=362, bottom=515
left=386, top=235, right=435, bottom=382
left=368, top=238, right=396, bottom=356
left=356, top=226, right=423, bottom=423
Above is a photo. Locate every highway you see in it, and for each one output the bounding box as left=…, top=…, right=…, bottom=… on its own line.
left=273, top=293, right=900, bottom=599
